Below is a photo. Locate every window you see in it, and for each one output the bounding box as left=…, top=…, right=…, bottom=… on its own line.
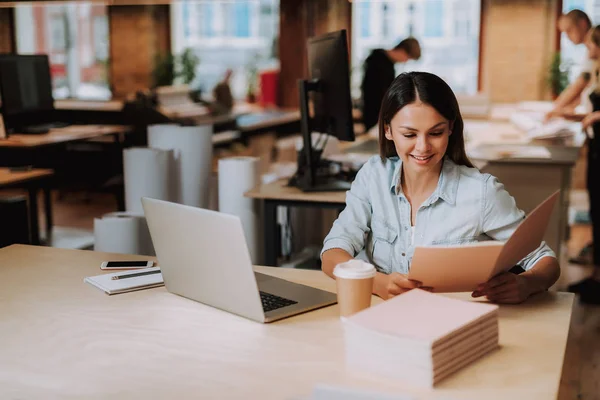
left=359, top=2, right=371, bottom=38
left=258, top=3, right=275, bottom=38
left=560, top=1, right=600, bottom=82
left=49, top=15, right=66, bottom=52
left=93, top=15, right=109, bottom=61
left=172, top=0, right=279, bottom=100
left=200, top=4, right=215, bottom=38
left=352, top=0, right=481, bottom=96
left=453, top=0, right=471, bottom=37
left=15, top=2, right=111, bottom=100
left=234, top=3, right=251, bottom=37
left=424, top=0, right=444, bottom=37
left=382, top=3, right=390, bottom=37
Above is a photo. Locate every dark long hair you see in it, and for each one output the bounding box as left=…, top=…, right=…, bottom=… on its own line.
left=378, top=71, right=474, bottom=168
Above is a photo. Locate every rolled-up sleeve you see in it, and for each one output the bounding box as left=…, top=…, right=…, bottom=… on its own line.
left=320, top=162, right=373, bottom=259
left=482, top=176, right=556, bottom=271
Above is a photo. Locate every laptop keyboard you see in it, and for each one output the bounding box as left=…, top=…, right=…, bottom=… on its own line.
left=260, top=291, right=297, bottom=312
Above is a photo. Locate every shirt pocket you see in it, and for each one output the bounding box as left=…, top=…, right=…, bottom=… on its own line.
left=370, top=218, right=398, bottom=273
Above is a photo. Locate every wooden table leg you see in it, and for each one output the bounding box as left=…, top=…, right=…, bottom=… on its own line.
left=27, top=187, right=40, bottom=245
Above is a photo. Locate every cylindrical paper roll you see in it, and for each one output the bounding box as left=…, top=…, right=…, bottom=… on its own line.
left=94, top=212, right=155, bottom=256
left=148, top=124, right=213, bottom=208
left=218, top=157, right=261, bottom=264
left=124, top=147, right=173, bottom=214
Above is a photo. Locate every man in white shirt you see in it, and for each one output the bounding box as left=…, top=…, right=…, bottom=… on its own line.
left=547, top=9, right=593, bottom=117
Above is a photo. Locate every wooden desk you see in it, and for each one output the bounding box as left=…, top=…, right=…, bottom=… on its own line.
left=0, top=168, right=54, bottom=244
left=0, top=245, right=574, bottom=399
left=54, top=100, right=124, bottom=112
left=0, top=125, right=131, bottom=148
left=246, top=179, right=346, bottom=266
left=237, top=109, right=301, bottom=133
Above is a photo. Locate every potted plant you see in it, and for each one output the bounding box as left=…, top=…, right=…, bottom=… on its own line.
left=245, top=54, right=260, bottom=103
left=152, top=52, right=176, bottom=88
left=547, top=52, right=571, bottom=99
left=178, top=48, right=200, bottom=85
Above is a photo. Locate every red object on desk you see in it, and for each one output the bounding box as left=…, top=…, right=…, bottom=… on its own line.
left=259, top=69, right=279, bottom=107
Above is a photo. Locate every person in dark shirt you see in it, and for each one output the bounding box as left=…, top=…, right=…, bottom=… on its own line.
left=361, top=38, right=421, bottom=132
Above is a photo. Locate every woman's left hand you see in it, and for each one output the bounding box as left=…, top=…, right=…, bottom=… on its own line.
left=471, top=272, right=531, bottom=304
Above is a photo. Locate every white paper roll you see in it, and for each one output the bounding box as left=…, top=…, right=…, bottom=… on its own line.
left=124, top=147, right=174, bottom=214
left=218, top=157, right=261, bottom=264
left=148, top=124, right=213, bottom=208
left=94, top=212, right=155, bottom=256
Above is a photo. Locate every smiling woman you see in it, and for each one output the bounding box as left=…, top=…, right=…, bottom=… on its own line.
left=320, top=71, right=560, bottom=305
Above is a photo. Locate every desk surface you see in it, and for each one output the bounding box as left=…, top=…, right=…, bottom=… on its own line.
left=245, top=178, right=346, bottom=204
left=54, top=99, right=124, bottom=112
left=0, top=245, right=573, bottom=399
left=0, top=168, right=54, bottom=187
left=0, top=125, right=131, bottom=148
left=237, top=109, right=301, bottom=132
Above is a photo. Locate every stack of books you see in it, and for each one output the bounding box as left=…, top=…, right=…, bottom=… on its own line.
left=342, top=289, right=499, bottom=387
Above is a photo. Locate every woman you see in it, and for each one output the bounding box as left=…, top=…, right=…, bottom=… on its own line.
left=321, top=72, right=560, bottom=303
left=564, top=26, right=600, bottom=304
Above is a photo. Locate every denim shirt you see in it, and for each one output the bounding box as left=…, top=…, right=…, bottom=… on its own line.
left=321, top=155, right=555, bottom=274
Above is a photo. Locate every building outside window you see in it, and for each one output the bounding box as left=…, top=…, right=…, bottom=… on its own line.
left=351, top=0, right=481, bottom=98
left=172, top=0, right=279, bottom=100
left=14, top=2, right=111, bottom=100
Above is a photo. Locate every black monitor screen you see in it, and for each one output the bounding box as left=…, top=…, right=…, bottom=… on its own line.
left=0, top=55, right=54, bottom=116
left=307, top=30, right=355, bottom=142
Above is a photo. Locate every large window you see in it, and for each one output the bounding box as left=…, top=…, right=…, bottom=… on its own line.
left=14, top=2, right=111, bottom=100
left=561, top=1, right=600, bottom=82
left=352, top=0, right=481, bottom=97
left=172, top=0, right=279, bottom=100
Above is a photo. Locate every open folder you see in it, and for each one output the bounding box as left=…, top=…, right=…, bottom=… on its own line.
left=408, top=190, right=560, bottom=292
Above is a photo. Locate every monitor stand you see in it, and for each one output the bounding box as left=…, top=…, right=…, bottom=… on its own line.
left=292, top=79, right=353, bottom=193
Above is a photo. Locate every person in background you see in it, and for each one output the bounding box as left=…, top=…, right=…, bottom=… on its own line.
left=551, top=10, right=595, bottom=266
left=321, top=72, right=560, bottom=303
left=361, top=38, right=421, bottom=132
left=565, top=25, right=600, bottom=304
left=547, top=9, right=593, bottom=118
left=212, top=69, right=234, bottom=114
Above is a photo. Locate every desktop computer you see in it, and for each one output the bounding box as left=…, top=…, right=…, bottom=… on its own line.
left=0, top=54, right=70, bottom=135
left=290, top=29, right=356, bottom=192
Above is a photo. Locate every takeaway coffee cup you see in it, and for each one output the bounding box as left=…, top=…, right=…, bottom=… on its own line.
left=333, top=260, right=376, bottom=317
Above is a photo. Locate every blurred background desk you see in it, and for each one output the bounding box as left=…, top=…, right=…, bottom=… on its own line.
left=0, top=168, right=54, bottom=245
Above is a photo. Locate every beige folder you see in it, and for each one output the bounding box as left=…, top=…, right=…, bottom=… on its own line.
left=408, top=190, right=560, bottom=292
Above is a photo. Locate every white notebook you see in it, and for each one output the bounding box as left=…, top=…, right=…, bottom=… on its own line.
left=84, top=267, right=164, bottom=295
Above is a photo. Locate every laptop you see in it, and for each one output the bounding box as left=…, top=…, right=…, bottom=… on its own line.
left=141, top=197, right=337, bottom=323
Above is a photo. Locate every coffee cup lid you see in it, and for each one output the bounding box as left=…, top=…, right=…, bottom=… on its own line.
left=333, top=259, right=376, bottom=279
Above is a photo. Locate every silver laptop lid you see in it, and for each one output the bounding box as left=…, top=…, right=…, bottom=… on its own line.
left=141, top=197, right=265, bottom=323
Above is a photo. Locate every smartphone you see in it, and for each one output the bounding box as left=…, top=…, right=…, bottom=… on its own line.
left=100, top=260, right=154, bottom=270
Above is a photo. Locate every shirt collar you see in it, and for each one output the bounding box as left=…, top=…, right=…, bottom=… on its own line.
left=389, top=156, right=459, bottom=206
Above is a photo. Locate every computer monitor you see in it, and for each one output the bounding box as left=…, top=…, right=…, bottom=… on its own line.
left=0, top=54, right=55, bottom=130
left=295, top=29, right=355, bottom=192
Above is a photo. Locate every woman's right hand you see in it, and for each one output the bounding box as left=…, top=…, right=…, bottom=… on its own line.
left=582, top=111, right=600, bottom=130
left=374, top=272, right=424, bottom=300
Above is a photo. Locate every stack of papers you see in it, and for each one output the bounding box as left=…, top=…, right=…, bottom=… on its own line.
left=343, top=289, right=499, bottom=387
left=408, top=190, right=559, bottom=292
left=84, top=267, right=164, bottom=295
left=509, top=111, right=579, bottom=139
